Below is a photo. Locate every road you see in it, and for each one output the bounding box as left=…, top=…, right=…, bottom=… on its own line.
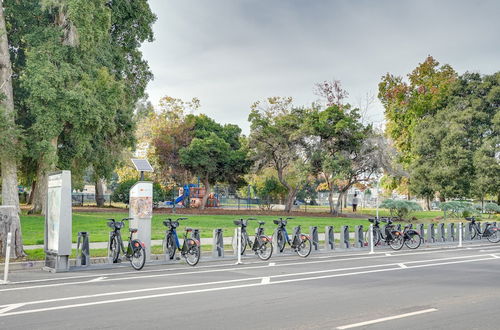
left=1, top=242, right=499, bottom=329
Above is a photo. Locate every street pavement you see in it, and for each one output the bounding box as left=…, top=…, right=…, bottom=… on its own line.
left=1, top=242, right=500, bottom=329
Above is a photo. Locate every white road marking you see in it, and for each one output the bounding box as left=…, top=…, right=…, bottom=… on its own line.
left=385, top=253, right=392, bottom=256
left=261, top=277, right=270, bottom=284
left=398, top=263, right=407, bottom=268
left=489, top=254, right=499, bottom=259
left=336, top=308, right=438, bottom=329
left=0, top=304, right=24, bottom=314
left=87, top=277, right=107, bottom=282
left=268, top=262, right=275, bottom=266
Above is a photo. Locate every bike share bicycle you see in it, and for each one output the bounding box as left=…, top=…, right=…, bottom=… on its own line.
left=233, top=218, right=273, bottom=260
left=274, top=218, right=312, bottom=257
left=163, top=217, right=201, bottom=266
left=466, top=217, right=500, bottom=243
left=365, top=217, right=421, bottom=250
left=107, top=218, right=146, bottom=270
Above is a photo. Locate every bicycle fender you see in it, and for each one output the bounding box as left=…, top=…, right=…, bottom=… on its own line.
left=406, top=229, right=418, bottom=235
left=130, top=239, right=144, bottom=252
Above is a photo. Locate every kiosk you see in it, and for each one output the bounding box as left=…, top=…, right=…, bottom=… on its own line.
left=44, top=170, right=72, bottom=272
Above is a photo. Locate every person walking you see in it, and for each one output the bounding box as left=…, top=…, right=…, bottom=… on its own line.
left=352, top=193, right=359, bottom=212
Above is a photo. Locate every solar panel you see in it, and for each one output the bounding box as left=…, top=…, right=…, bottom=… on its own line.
left=131, top=158, right=154, bottom=172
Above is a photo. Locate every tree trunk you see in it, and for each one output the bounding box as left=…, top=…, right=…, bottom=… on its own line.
left=425, top=197, right=431, bottom=211
left=27, top=180, right=36, bottom=205
left=0, top=4, right=20, bottom=213
left=95, top=179, right=106, bottom=207
left=328, top=189, right=335, bottom=214
left=0, top=206, right=25, bottom=258
left=333, top=191, right=346, bottom=216
left=284, top=187, right=298, bottom=213
left=200, top=178, right=210, bottom=210
left=30, top=137, right=58, bottom=215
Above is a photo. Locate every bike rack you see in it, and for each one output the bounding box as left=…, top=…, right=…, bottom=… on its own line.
left=476, top=222, right=482, bottom=239
left=417, top=224, right=425, bottom=240
left=107, top=231, right=114, bottom=263
left=212, top=228, right=224, bottom=258
left=354, top=225, right=364, bottom=248
left=464, top=222, right=472, bottom=240
left=340, top=226, right=350, bottom=249
left=76, top=231, right=90, bottom=267
left=396, top=224, right=402, bottom=231
left=438, top=223, right=446, bottom=242
left=309, top=226, right=319, bottom=251
left=325, top=226, right=335, bottom=250
left=427, top=223, right=435, bottom=243
left=192, top=228, right=201, bottom=242
left=447, top=223, right=455, bottom=241
left=272, top=229, right=282, bottom=254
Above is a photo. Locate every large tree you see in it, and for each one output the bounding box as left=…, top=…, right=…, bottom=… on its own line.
left=248, top=97, right=309, bottom=212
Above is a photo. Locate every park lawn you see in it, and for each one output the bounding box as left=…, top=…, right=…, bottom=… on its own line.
left=20, top=210, right=498, bottom=246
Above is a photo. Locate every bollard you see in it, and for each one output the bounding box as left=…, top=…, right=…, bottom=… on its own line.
left=418, top=224, right=425, bottom=240
left=427, top=223, right=435, bottom=243
left=325, top=226, right=335, bottom=250
left=464, top=222, right=472, bottom=240
left=369, top=224, right=374, bottom=254
left=212, top=229, right=224, bottom=258
left=309, top=226, right=319, bottom=251
left=447, top=223, right=455, bottom=241
left=76, top=232, right=90, bottom=267
left=1, top=232, right=12, bottom=284
left=340, top=226, right=350, bottom=249
left=272, top=228, right=282, bottom=254
left=235, top=227, right=242, bottom=264
left=355, top=225, right=364, bottom=248
left=438, top=223, right=446, bottom=242
left=458, top=222, right=463, bottom=247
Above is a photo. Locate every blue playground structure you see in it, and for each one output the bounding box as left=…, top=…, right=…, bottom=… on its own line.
left=165, top=184, right=219, bottom=208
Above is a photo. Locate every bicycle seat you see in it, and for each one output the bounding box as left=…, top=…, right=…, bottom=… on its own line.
left=129, top=228, right=138, bottom=233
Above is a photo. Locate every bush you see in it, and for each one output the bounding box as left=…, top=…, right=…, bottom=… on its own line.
left=484, top=202, right=500, bottom=218
left=439, top=201, right=477, bottom=219
left=379, top=199, right=422, bottom=221
left=111, top=179, right=166, bottom=206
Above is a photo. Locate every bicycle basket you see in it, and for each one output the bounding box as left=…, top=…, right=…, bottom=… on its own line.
left=233, top=220, right=243, bottom=226
left=107, top=221, right=115, bottom=229
left=273, top=220, right=280, bottom=225
left=115, top=221, right=124, bottom=229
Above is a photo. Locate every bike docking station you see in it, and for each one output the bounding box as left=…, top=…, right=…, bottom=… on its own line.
left=325, top=226, right=335, bottom=251
left=212, top=228, right=224, bottom=258
left=309, top=226, right=319, bottom=252
left=129, top=158, right=154, bottom=261
left=43, top=170, right=72, bottom=273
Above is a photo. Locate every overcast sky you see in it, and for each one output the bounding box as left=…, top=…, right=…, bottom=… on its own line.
left=141, top=0, right=500, bottom=133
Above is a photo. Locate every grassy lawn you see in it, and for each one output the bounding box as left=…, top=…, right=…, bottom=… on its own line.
left=20, top=210, right=498, bottom=245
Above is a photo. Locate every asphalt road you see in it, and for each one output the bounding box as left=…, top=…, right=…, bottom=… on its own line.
left=1, top=242, right=500, bottom=330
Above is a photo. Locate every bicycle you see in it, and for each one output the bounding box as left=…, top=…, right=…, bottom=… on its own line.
left=273, top=218, right=312, bottom=257
left=233, top=218, right=273, bottom=260
left=400, top=224, right=422, bottom=249
left=107, top=218, right=146, bottom=270
left=466, top=217, right=500, bottom=243
left=365, top=217, right=406, bottom=250
left=163, top=217, right=201, bottom=266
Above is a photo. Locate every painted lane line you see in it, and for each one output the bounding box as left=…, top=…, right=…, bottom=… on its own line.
left=268, top=262, right=275, bottom=266
left=0, top=256, right=497, bottom=318
left=336, top=308, right=438, bottom=329
left=261, top=277, right=270, bottom=284
left=0, top=304, right=24, bottom=314
left=5, top=242, right=491, bottom=286
left=385, top=253, right=392, bottom=256
left=87, top=277, right=107, bottom=282
left=398, top=263, right=407, bottom=269
left=1, top=251, right=493, bottom=293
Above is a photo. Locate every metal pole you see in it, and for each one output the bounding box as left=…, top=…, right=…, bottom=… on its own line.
left=376, top=180, right=380, bottom=219
left=369, top=224, right=374, bottom=254
left=235, top=227, right=242, bottom=265
left=2, top=232, right=12, bottom=284
left=458, top=222, right=463, bottom=248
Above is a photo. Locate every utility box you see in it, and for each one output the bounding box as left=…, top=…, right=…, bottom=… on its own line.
left=129, top=181, right=153, bottom=261
left=44, top=170, right=72, bottom=273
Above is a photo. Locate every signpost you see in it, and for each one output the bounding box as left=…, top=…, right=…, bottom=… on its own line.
left=129, top=159, right=154, bottom=261
left=44, top=170, right=72, bottom=272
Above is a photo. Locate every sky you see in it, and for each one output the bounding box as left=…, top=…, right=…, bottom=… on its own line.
left=141, top=0, right=500, bottom=134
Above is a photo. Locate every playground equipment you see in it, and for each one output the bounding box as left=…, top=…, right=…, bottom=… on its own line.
left=171, top=184, right=220, bottom=208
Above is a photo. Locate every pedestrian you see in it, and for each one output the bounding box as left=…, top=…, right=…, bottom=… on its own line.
left=352, top=193, right=359, bottom=212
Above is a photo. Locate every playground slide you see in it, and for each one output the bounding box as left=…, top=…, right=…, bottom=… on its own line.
left=175, top=195, right=184, bottom=204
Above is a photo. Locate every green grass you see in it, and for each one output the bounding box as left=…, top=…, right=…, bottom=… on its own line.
left=19, top=210, right=499, bottom=246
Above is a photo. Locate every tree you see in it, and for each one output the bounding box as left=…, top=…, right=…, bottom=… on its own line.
left=248, top=97, right=309, bottom=212
left=180, top=122, right=250, bottom=209
left=0, top=2, right=24, bottom=257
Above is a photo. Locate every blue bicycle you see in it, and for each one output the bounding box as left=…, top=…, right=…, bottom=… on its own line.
left=163, top=217, right=201, bottom=266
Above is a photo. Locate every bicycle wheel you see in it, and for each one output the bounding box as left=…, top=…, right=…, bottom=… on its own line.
left=240, top=232, right=248, bottom=255
left=256, top=236, right=273, bottom=260
left=110, top=235, right=120, bottom=263
left=130, top=245, right=146, bottom=270
left=365, top=228, right=381, bottom=246
left=404, top=232, right=421, bottom=249
left=277, top=230, right=285, bottom=252
left=184, top=239, right=200, bottom=266
left=296, top=237, right=312, bottom=258
left=163, top=233, right=176, bottom=260
left=487, top=228, right=500, bottom=243
left=389, top=233, right=404, bottom=250
left=471, top=226, right=478, bottom=240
